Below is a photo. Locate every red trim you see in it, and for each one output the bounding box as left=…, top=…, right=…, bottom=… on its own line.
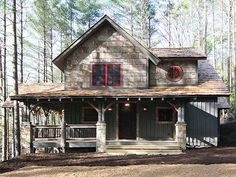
left=167, top=66, right=183, bottom=81
left=92, top=64, right=121, bottom=86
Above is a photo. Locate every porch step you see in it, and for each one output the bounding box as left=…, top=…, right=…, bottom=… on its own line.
left=106, top=140, right=178, bottom=146
left=105, top=144, right=182, bottom=155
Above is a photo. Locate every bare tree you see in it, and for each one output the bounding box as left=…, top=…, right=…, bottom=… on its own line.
left=228, top=0, right=233, bottom=91
left=204, top=0, right=208, bottom=55
left=212, top=0, right=216, bottom=67
left=20, top=0, right=24, bottom=83
left=221, top=0, right=224, bottom=79
left=13, top=0, right=21, bottom=157
left=1, top=0, right=7, bottom=161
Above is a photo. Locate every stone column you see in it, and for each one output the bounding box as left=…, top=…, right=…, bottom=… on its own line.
left=175, top=103, right=187, bottom=150
left=20, top=122, right=33, bottom=154
left=61, top=121, right=66, bottom=153
left=96, top=103, right=106, bottom=153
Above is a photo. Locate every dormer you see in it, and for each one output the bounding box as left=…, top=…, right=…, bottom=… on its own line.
left=149, top=48, right=206, bottom=86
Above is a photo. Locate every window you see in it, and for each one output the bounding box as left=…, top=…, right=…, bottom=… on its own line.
left=92, top=64, right=121, bottom=86
left=167, top=66, right=183, bottom=81
left=156, top=107, right=176, bottom=123
left=82, top=107, right=98, bottom=123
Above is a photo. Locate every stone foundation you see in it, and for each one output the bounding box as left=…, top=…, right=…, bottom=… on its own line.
left=175, top=122, right=187, bottom=150
left=20, top=122, right=33, bottom=154
left=96, top=122, right=106, bottom=153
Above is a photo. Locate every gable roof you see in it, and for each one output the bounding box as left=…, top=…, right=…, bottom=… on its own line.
left=53, top=15, right=160, bottom=71
left=151, top=48, right=207, bottom=59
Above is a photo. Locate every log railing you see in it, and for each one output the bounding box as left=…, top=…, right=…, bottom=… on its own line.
left=66, top=124, right=96, bottom=139
left=32, top=123, right=96, bottom=140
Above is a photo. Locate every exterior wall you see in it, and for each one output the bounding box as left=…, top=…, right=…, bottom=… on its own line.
left=65, top=23, right=148, bottom=89
left=64, top=101, right=177, bottom=140
left=64, top=102, right=117, bottom=140
left=139, top=101, right=175, bottom=140
left=149, top=60, right=198, bottom=86
left=64, top=102, right=82, bottom=124
left=185, top=99, right=219, bottom=147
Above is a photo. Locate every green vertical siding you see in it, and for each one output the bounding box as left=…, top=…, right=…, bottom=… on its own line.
left=185, top=100, right=218, bottom=147
left=139, top=101, right=175, bottom=140
left=105, top=104, right=116, bottom=140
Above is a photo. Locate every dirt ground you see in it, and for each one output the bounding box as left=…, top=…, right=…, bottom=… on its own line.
left=1, top=164, right=236, bottom=177
left=1, top=147, right=236, bottom=176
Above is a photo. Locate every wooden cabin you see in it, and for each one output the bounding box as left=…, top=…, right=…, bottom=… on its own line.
left=9, top=15, right=229, bottom=155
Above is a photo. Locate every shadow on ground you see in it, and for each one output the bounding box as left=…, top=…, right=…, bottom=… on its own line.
left=1, top=147, right=236, bottom=174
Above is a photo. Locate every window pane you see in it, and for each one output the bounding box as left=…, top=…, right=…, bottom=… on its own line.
left=108, top=64, right=120, bottom=75
left=84, top=108, right=98, bottom=122
left=158, top=109, right=173, bottom=122
left=93, top=75, right=105, bottom=85
left=94, top=64, right=105, bottom=75
left=108, top=75, right=120, bottom=85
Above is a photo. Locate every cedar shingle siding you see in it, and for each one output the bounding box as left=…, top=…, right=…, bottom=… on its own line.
left=150, top=60, right=198, bottom=86
left=65, top=23, right=148, bottom=89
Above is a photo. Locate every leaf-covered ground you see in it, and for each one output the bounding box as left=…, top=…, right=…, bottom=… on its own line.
left=1, top=147, right=236, bottom=175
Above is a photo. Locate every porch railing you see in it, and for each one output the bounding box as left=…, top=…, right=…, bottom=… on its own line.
left=32, top=124, right=96, bottom=140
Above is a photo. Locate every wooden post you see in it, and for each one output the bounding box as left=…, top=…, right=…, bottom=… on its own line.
left=61, top=121, right=66, bottom=153
left=29, top=122, right=33, bottom=153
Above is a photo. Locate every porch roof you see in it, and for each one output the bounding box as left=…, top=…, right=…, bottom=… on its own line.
left=10, top=60, right=229, bottom=100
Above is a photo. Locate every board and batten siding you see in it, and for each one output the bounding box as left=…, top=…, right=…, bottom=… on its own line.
left=149, top=60, right=198, bottom=86
left=64, top=102, right=117, bottom=140
left=139, top=102, right=175, bottom=140
left=185, top=100, right=219, bottom=147
left=64, top=23, right=148, bottom=90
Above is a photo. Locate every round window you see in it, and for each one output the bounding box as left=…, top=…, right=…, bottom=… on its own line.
left=167, top=66, right=183, bottom=81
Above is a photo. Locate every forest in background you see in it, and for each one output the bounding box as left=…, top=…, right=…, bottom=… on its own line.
left=0, top=0, right=236, bottom=159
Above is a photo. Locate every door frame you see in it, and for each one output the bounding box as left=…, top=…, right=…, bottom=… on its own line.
left=116, top=101, right=139, bottom=140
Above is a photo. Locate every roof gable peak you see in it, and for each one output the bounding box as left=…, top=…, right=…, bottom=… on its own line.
left=53, top=15, right=159, bottom=71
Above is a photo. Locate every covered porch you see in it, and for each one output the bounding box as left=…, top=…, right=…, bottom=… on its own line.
left=14, top=96, right=187, bottom=155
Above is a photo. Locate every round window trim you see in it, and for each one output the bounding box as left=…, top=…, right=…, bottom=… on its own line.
left=167, top=66, right=183, bottom=82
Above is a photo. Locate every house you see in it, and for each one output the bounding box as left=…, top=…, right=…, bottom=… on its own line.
left=8, top=15, right=229, bottom=155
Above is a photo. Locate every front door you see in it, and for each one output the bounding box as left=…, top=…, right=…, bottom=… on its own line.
left=119, top=103, right=136, bottom=139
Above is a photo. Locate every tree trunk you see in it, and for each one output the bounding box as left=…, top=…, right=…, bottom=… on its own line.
left=43, top=21, right=47, bottom=83
left=148, top=17, right=151, bottom=48
left=60, top=32, right=64, bottom=83
left=50, top=28, right=54, bottom=83
left=221, top=0, right=224, bottom=80
left=212, top=0, right=216, bottom=68
left=129, top=1, right=134, bottom=36
left=20, top=0, right=24, bottom=83
left=168, top=0, right=171, bottom=47
left=1, top=0, right=7, bottom=162
left=233, top=0, right=236, bottom=92
left=0, top=40, right=7, bottom=161
left=13, top=0, right=21, bottom=157
left=228, top=0, right=233, bottom=91
left=204, top=0, right=208, bottom=55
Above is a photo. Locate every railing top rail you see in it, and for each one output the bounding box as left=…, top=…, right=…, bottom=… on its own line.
left=33, top=125, right=61, bottom=128
left=67, top=124, right=96, bottom=128
left=33, top=124, right=96, bottom=129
